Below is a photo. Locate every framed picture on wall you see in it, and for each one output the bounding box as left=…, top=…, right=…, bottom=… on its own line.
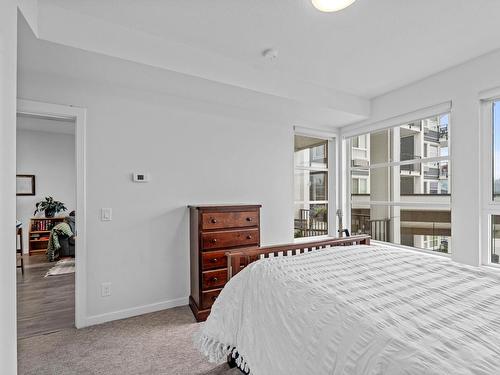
left=16, top=175, right=36, bottom=196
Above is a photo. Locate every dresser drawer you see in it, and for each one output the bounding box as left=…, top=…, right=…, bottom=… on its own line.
left=201, top=289, right=222, bottom=309
left=201, top=211, right=259, bottom=230
left=202, top=228, right=259, bottom=250
left=202, top=269, right=227, bottom=289
left=201, top=251, right=227, bottom=270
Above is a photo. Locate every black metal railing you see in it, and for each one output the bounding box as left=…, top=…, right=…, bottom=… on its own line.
left=439, top=129, right=448, bottom=141
left=294, top=209, right=328, bottom=238
left=351, top=214, right=390, bottom=242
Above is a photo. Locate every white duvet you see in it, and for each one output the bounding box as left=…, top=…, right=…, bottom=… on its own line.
left=196, top=244, right=500, bottom=375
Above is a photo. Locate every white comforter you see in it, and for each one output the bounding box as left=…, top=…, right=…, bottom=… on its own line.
left=196, top=244, right=500, bottom=375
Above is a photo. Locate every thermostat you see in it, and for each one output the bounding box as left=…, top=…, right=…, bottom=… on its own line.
left=132, top=173, right=150, bottom=182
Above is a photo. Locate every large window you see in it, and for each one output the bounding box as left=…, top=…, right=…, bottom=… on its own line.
left=294, top=135, right=329, bottom=238
left=349, top=114, right=451, bottom=253
left=488, top=100, right=500, bottom=263
left=493, top=101, right=500, bottom=201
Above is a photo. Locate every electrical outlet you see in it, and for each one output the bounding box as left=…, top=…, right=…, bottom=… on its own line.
left=101, top=282, right=112, bottom=297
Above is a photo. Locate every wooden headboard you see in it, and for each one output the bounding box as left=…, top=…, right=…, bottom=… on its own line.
left=226, top=235, right=370, bottom=279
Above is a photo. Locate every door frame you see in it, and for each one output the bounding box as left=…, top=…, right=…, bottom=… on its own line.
left=17, top=98, right=88, bottom=328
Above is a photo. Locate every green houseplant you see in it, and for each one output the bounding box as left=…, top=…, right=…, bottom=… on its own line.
left=34, top=196, right=67, bottom=218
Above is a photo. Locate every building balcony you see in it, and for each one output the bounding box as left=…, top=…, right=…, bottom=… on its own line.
left=424, top=129, right=439, bottom=143
left=400, top=164, right=421, bottom=176
left=400, top=122, right=422, bottom=136
left=351, top=193, right=451, bottom=210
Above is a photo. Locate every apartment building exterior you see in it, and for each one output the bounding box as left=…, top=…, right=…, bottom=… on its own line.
left=350, top=115, right=451, bottom=253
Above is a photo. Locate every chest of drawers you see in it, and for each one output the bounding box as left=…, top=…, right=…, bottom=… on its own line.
left=189, top=204, right=261, bottom=321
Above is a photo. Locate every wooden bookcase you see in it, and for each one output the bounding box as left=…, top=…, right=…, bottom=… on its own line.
left=28, top=217, right=64, bottom=256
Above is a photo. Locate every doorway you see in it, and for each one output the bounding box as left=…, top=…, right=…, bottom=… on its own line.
left=16, top=99, right=87, bottom=336
left=16, top=112, right=77, bottom=338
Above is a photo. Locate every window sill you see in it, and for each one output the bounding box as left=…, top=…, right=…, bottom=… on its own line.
left=371, top=240, right=451, bottom=258
left=484, top=263, right=500, bottom=270
left=294, top=235, right=332, bottom=244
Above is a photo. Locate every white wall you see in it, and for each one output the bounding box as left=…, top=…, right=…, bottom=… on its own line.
left=0, top=1, right=18, bottom=374
left=18, top=40, right=295, bottom=323
left=16, top=125, right=76, bottom=251
left=342, top=49, right=500, bottom=266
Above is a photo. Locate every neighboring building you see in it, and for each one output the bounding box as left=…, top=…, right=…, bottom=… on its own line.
left=350, top=115, right=451, bottom=253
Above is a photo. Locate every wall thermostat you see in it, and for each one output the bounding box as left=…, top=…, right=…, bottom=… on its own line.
left=132, top=173, right=150, bottom=182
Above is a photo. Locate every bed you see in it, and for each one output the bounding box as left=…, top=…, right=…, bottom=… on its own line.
left=196, top=236, right=500, bottom=375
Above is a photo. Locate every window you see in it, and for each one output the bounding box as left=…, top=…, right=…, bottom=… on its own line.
left=349, top=114, right=451, bottom=254
left=486, top=100, right=500, bottom=264
left=492, top=215, right=500, bottom=264
left=494, top=101, right=500, bottom=201
left=294, top=135, right=329, bottom=238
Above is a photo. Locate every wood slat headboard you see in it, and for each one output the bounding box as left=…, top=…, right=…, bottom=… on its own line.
left=226, top=235, right=370, bottom=279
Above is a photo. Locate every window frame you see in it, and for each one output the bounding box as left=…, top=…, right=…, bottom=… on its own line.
left=345, top=112, right=452, bottom=254
left=480, top=96, right=500, bottom=266
left=293, top=129, right=338, bottom=241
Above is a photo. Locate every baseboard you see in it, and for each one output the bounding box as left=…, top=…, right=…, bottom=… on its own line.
left=85, top=296, right=189, bottom=327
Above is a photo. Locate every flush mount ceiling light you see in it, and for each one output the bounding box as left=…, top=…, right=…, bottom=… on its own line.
left=311, top=0, right=356, bottom=12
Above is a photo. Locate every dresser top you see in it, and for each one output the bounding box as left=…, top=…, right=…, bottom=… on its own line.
left=189, top=204, right=261, bottom=210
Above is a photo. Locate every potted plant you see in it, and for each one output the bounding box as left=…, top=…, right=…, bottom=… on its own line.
left=34, top=197, right=67, bottom=218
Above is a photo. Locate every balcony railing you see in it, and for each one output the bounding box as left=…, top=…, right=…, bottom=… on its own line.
left=424, top=129, right=439, bottom=142
left=439, top=129, right=448, bottom=141
left=351, top=214, right=389, bottom=242
left=400, top=163, right=421, bottom=174
left=294, top=209, right=328, bottom=238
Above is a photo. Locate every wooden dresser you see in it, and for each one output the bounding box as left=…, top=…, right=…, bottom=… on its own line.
left=189, top=204, right=261, bottom=321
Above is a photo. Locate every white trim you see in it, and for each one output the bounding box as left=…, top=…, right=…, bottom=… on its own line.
left=294, top=125, right=338, bottom=140
left=17, top=99, right=88, bottom=329
left=481, top=100, right=496, bottom=209
left=328, top=137, right=338, bottom=236
left=371, top=240, right=451, bottom=258
left=86, top=297, right=188, bottom=326
left=479, top=86, right=500, bottom=101
left=485, top=263, right=500, bottom=270
left=295, top=166, right=328, bottom=172
left=481, top=213, right=492, bottom=265
left=343, top=137, right=352, bottom=233
left=341, top=101, right=452, bottom=139
left=351, top=155, right=449, bottom=170
left=358, top=200, right=450, bottom=209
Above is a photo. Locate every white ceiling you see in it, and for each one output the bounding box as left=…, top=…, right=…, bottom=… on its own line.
left=41, top=0, right=500, bottom=98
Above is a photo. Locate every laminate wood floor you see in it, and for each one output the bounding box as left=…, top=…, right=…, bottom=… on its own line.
left=17, top=254, right=75, bottom=339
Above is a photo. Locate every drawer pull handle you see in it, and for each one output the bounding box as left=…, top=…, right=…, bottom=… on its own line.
left=211, top=218, right=217, bottom=224
left=246, top=217, right=253, bottom=222
left=210, top=258, right=218, bottom=263
left=247, top=235, right=252, bottom=240
left=211, top=239, right=218, bottom=243
left=211, top=277, right=218, bottom=282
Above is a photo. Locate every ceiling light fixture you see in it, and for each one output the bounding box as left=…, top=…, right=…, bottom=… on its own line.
left=311, top=0, right=356, bottom=12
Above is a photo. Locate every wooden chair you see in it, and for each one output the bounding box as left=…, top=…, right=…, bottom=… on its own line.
left=16, top=227, right=24, bottom=274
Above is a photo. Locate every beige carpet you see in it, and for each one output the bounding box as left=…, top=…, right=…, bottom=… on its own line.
left=18, top=305, right=240, bottom=375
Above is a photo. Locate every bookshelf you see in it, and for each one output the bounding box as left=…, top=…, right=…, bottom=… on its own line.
left=28, top=217, right=64, bottom=256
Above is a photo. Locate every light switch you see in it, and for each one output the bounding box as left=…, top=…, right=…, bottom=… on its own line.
left=101, top=208, right=112, bottom=221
